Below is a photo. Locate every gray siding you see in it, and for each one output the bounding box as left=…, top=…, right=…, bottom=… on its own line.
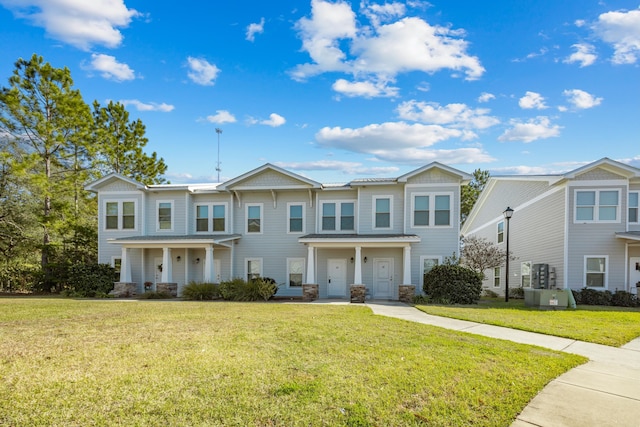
left=357, top=185, right=404, bottom=233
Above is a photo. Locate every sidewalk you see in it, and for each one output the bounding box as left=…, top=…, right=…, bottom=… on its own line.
left=363, top=301, right=640, bottom=427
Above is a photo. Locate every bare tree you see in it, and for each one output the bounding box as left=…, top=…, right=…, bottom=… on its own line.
left=460, top=235, right=515, bottom=279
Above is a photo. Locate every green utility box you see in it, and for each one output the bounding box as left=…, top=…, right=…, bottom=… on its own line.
left=524, top=289, right=569, bottom=310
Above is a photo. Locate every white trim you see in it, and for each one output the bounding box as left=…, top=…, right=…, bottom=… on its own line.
left=409, top=192, right=453, bottom=229
left=103, top=199, right=138, bottom=232
left=584, top=255, right=608, bottom=289
left=420, top=255, right=442, bottom=275
left=497, top=220, right=504, bottom=244
left=573, top=189, right=621, bottom=224
left=521, top=261, right=532, bottom=288
left=286, top=202, right=306, bottom=234
left=156, top=200, right=174, bottom=232
left=195, top=202, right=229, bottom=234
left=245, top=257, right=263, bottom=280
left=319, top=200, right=357, bottom=233
left=628, top=191, right=639, bottom=225
left=493, top=266, right=501, bottom=288
left=245, top=203, right=263, bottom=234
left=373, top=195, right=393, bottom=230
left=286, top=257, right=305, bottom=288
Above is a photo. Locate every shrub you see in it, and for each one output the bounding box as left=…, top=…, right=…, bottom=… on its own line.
left=182, top=282, right=221, bottom=300
left=575, top=288, right=613, bottom=306
left=423, top=264, right=483, bottom=304
left=482, top=289, right=499, bottom=298
left=510, top=287, right=525, bottom=299
left=65, top=263, right=115, bottom=297
left=412, top=294, right=430, bottom=304
left=610, top=290, right=638, bottom=307
left=138, top=291, right=173, bottom=299
left=218, top=277, right=278, bottom=301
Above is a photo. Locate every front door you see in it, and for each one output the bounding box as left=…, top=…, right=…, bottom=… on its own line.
left=630, top=257, right=640, bottom=294
left=373, top=258, right=394, bottom=299
left=327, top=259, right=347, bottom=297
left=154, top=257, right=163, bottom=285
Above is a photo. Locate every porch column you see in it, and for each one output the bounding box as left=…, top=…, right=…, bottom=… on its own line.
left=354, top=246, right=363, bottom=284
left=204, top=245, right=215, bottom=282
left=120, top=247, right=132, bottom=283
left=161, top=247, right=172, bottom=282
left=402, top=246, right=412, bottom=285
left=306, top=246, right=316, bottom=283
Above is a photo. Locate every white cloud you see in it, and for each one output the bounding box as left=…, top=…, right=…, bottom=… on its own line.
left=119, top=99, right=174, bottom=112
left=260, top=113, right=286, bottom=127
left=246, top=17, right=265, bottom=42
left=206, top=110, right=237, bottom=124
left=332, top=78, right=399, bottom=98
left=186, top=57, right=220, bottom=86
left=0, top=0, right=140, bottom=50
left=291, top=0, right=484, bottom=92
left=85, top=53, right=135, bottom=81
left=275, top=160, right=400, bottom=176
left=477, top=92, right=495, bottom=103
left=314, top=121, right=494, bottom=164
left=397, top=100, right=499, bottom=129
left=562, top=89, right=603, bottom=109
left=593, top=8, right=640, bottom=64
left=564, top=43, right=597, bottom=67
left=498, top=117, right=561, bottom=143
left=519, top=91, right=547, bottom=110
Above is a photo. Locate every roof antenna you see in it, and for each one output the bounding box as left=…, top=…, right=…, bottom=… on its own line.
left=215, top=128, right=223, bottom=182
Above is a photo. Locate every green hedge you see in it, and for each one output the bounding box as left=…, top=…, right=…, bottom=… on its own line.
left=423, top=264, right=483, bottom=304
left=183, top=278, right=278, bottom=302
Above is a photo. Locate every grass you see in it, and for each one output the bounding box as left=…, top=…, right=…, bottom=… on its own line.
left=416, top=299, right=640, bottom=347
left=0, top=299, right=584, bottom=426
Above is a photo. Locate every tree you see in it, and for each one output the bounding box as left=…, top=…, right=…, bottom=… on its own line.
left=461, top=168, right=490, bottom=224
left=0, top=54, right=94, bottom=288
left=460, top=235, right=514, bottom=279
left=93, top=100, right=168, bottom=185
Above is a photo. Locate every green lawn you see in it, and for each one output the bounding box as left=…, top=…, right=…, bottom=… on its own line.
left=0, top=299, right=584, bottom=426
left=416, top=299, right=640, bottom=347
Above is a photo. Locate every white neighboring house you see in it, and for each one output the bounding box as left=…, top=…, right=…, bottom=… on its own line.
left=461, top=158, right=640, bottom=295
left=85, top=162, right=471, bottom=299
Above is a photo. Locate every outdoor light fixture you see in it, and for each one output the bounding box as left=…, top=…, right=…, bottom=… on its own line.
left=503, top=207, right=514, bottom=302
left=350, top=257, right=354, bottom=263
left=176, top=256, right=181, bottom=262
left=196, top=258, right=200, bottom=264
left=364, top=257, right=368, bottom=263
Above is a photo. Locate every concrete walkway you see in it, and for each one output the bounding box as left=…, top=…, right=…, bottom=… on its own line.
left=362, top=301, right=640, bottom=427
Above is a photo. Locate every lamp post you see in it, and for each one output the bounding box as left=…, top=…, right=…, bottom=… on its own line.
left=503, top=207, right=514, bottom=302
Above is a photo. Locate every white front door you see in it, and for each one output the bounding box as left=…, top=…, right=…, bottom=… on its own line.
left=373, top=258, right=394, bottom=299
left=327, top=259, right=347, bottom=297
left=154, top=257, right=163, bottom=284
left=630, top=257, right=640, bottom=293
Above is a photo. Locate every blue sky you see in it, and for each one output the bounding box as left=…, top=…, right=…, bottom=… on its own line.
left=1, top=0, right=638, bottom=183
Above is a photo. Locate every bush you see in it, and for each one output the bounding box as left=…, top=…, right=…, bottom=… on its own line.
left=182, top=282, right=221, bottom=300
left=510, top=287, right=525, bottom=299
left=218, top=277, right=278, bottom=301
left=574, top=288, right=613, bottom=306
left=65, top=263, right=115, bottom=297
left=138, top=291, right=173, bottom=299
left=610, top=290, right=638, bottom=307
left=482, top=289, right=499, bottom=298
left=423, top=264, right=483, bottom=304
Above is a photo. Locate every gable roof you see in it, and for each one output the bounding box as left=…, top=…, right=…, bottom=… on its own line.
left=84, top=173, right=147, bottom=192
left=397, top=161, right=473, bottom=183
left=561, top=157, right=640, bottom=181
left=217, top=163, right=322, bottom=190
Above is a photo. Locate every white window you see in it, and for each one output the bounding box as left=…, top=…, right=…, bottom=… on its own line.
left=575, top=190, right=620, bottom=223
left=287, top=258, right=305, bottom=287
left=288, top=203, right=304, bottom=233
left=112, top=257, right=122, bottom=282
left=246, top=204, right=263, bottom=234
left=157, top=201, right=173, bottom=231
left=521, top=261, right=531, bottom=288
left=246, top=258, right=263, bottom=281
left=629, top=192, right=639, bottom=224
left=321, top=201, right=355, bottom=232
left=493, top=267, right=501, bottom=288
left=585, top=256, right=607, bottom=288
left=374, top=196, right=392, bottom=229
left=104, top=200, right=136, bottom=231
left=497, top=221, right=504, bottom=244
left=196, top=203, right=227, bottom=233
left=411, top=193, right=452, bottom=228
left=421, top=256, right=441, bottom=276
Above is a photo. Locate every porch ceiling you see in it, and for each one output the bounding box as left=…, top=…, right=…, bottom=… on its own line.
left=299, top=233, right=420, bottom=248
left=107, top=234, right=241, bottom=248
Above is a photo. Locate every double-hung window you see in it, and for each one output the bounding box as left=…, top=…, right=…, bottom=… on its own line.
left=321, top=201, right=355, bottom=232
left=629, top=192, right=639, bottom=223
left=246, top=258, right=262, bottom=281
left=497, top=221, right=504, bottom=243
left=105, top=200, right=136, bottom=231
left=288, top=203, right=304, bottom=233
left=157, top=201, right=173, bottom=231
left=412, top=193, right=452, bottom=227
left=196, top=203, right=227, bottom=233
left=585, top=256, right=607, bottom=288
left=521, top=261, right=531, bottom=288
left=246, top=204, right=262, bottom=234
left=287, top=258, right=305, bottom=287
left=575, top=190, right=620, bottom=222
left=493, top=267, right=501, bottom=288
left=374, top=196, right=391, bottom=229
